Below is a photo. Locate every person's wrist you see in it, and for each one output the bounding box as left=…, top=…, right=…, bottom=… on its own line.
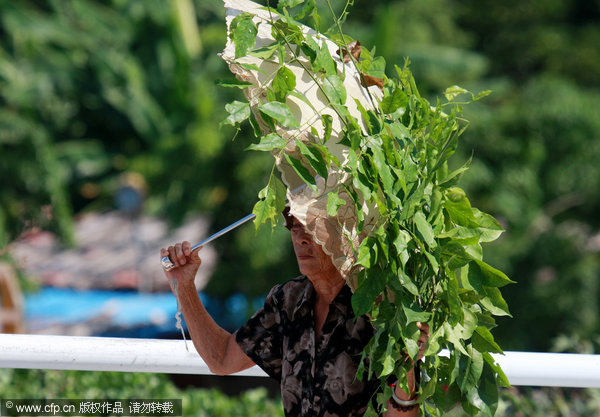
left=394, top=389, right=414, bottom=401
left=392, top=382, right=416, bottom=400
left=391, top=381, right=417, bottom=405
left=170, top=277, right=196, bottom=291
left=390, top=380, right=418, bottom=411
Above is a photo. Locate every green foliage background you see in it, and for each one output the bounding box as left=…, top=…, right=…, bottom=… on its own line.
left=0, top=368, right=598, bottom=416
left=0, top=369, right=286, bottom=417
left=1, top=0, right=599, bottom=413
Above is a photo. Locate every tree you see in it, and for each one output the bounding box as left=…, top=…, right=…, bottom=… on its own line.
left=345, top=0, right=600, bottom=353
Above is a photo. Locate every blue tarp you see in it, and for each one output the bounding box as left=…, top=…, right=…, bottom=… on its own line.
left=24, top=287, right=264, bottom=337
left=26, top=287, right=177, bottom=327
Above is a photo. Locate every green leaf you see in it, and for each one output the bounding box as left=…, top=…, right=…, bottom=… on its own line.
left=444, top=85, right=468, bottom=101
left=246, top=133, right=287, bottom=152
left=296, top=0, right=316, bottom=20
left=445, top=186, right=467, bottom=202
left=467, top=362, right=499, bottom=417
left=294, top=139, right=328, bottom=180
left=253, top=187, right=276, bottom=228
left=440, top=241, right=472, bottom=269
left=401, top=299, right=432, bottom=325
left=474, top=89, right=493, bottom=101
left=472, top=209, right=504, bottom=243
left=326, top=192, right=347, bottom=217
left=258, top=101, right=300, bottom=128
left=443, top=322, right=469, bottom=356
left=414, top=211, right=436, bottom=248
left=356, top=237, right=378, bottom=268
left=321, top=114, right=333, bottom=142
left=424, top=326, right=444, bottom=356
left=230, top=12, right=258, bottom=59
left=397, top=270, right=419, bottom=296
left=237, top=62, right=265, bottom=73
left=421, top=367, right=438, bottom=400
left=272, top=66, right=296, bottom=101
left=470, top=260, right=515, bottom=288
left=215, top=78, right=254, bottom=89
left=284, top=154, right=317, bottom=192
left=222, top=100, right=250, bottom=126
left=465, top=241, right=483, bottom=261
left=438, top=227, right=481, bottom=245
left=248, top=113, right=262, bottom=137
left=462, top=308, right=479, bottom=340
left=473, top=326, right=504, bottom=354
left=314, top=40, right=336, bottom=75
left=370, top=144, right=394, bottom=194
left=437, top=157, right=471, bottom=186
left=445, top=272, right=463, bottom=325
left=480, top=287, right=511, bottom=317
left=352, top=170, right=373, bottom=203
left=312, top=141, right=340, bottom=167
left=352, top=268, right=386, bottom=316
left=392, top=228, right=411, bottom=258
left=457, top=347, right=484, bottom=394
left=278, top=42, right=286, bottom=65
left=381, top=336, right=397, bottom=376
left=355, top=99, right=381, bottom=135
left=322, top=75, right=346, bottom=105
left=482, top=352, right=510, bottom=388
left=444, top=197, right=481, bottom=228
left=380, top=87, right=408, bottom=114
left=250, top=43, right=279, bottom=59
left=252, top=176, right=287, bottom=229
left=363, top=55, right=386, bottom=78
left=424, top=249, right=440, bottom=273
left=277, top=0, right=304, bottom=8
left=404, top=323, right=421, bottom=360
left=302, top=36, right=319, bottom=63
left=272, top=176, right=288, bottom=213
left=386, top=121, right=410, bottom=141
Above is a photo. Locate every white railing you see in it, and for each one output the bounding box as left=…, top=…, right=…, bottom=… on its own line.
left=1, top=334, right=600, bottom=388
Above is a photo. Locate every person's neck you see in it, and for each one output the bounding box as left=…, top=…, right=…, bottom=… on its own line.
left=310, top=272, right=345, bottom=305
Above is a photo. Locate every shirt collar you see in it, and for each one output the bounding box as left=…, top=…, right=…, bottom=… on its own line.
left=300, top=276, right=353, bottom=317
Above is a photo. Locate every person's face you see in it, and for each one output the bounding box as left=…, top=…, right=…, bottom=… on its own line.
left=289, top=217, right=338, bottom=280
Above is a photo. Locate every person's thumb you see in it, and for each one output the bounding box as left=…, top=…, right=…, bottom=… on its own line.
left=190, top=246, right=203, bottom=266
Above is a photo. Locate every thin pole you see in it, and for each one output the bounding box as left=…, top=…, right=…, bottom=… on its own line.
left=160, top=183, right=307, bottom=271
left=161, top=213, right=256, bottom=271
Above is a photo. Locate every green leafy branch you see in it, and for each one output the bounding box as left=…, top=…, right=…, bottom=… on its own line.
left=220, top=1, right=513, bottom=416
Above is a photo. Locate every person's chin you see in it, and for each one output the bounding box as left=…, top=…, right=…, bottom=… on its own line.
left=298, top=260, right=316, bottom=275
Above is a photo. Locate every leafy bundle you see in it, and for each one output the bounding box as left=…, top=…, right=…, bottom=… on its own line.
left=220, top=0, right=513, bottom=415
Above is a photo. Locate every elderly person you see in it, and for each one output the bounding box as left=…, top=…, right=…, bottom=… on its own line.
left=161, top=213, right=429, bottom=417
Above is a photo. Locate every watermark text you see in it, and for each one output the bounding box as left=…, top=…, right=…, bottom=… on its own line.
left=1, top=399, right=182, bottom=416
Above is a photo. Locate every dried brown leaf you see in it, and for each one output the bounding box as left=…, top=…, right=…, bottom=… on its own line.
left=361, top=73, right=384, bottom=89
left=337, top=40, right=362, bottom=63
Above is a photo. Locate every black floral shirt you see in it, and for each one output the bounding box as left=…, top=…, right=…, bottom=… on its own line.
left=234, top=276, right=379, bottom=417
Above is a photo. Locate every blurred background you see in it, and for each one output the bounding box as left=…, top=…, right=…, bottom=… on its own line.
left=0, top=0, right=599, bottom=414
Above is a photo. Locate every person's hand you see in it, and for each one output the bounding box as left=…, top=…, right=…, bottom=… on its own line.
left=160, top=241, right=202, bottom=285
left=416, top=322, right=430, bottom=361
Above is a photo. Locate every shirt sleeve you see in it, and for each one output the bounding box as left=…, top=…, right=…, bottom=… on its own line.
left=234, top=284, right=284, bottom=382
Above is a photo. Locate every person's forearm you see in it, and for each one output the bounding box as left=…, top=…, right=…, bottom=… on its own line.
left=384, top=367, right=419, bottom=417
left=173, top=280, right=249, bottom=375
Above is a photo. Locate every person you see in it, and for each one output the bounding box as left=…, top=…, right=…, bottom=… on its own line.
left=161, top=212, right=429, bottom=417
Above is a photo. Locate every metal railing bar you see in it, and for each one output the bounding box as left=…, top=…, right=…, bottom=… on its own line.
left=1, top=334, right=599, bottom=387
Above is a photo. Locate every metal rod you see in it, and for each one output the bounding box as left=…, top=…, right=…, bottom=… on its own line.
left=161, top=213, right=256, bottom=271
left=160, top=183, right=308, bottom=271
